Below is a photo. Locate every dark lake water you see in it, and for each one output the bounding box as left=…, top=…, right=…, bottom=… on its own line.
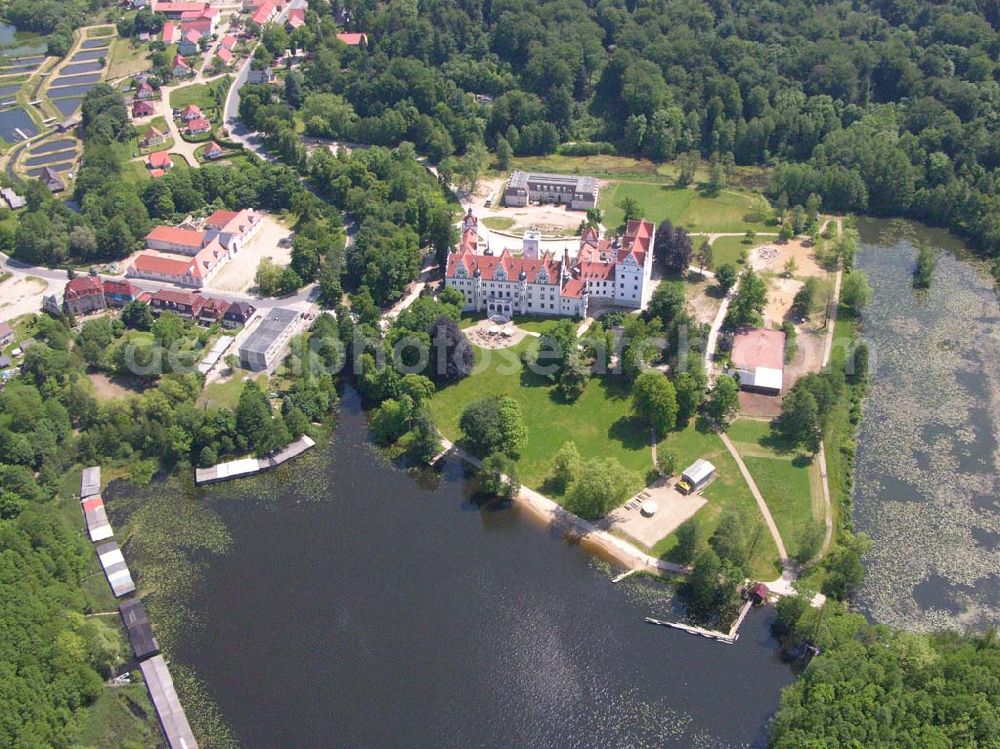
left=161, top=389, right=792, bottom=748
left=853, top=219, right=1000, bottom=631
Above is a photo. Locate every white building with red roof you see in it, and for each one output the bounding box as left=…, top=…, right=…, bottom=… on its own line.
left=444, top=210, right=655, bottom=319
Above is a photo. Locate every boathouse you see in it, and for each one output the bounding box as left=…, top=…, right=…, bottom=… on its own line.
left=119, top=598, right=159, bottom=660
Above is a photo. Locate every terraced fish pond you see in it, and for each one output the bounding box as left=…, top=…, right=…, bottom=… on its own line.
left=111, top=388, right=795, bottom=748
left=854, top=218, right=1000, bottom=632
left=47, top=82, right=96, bottom=99
left=0, top=106, right=38, bottom=141
left=51, top=72, right=102, bottom=87
left=0, top=83, right=20, bottom=98
left=59, top=61, right=103, bottom=75
left=52, top=97, right=82, bottom=117
left=70, top=49, right=109, bottom=62
left=27, top=161, right=73, bottom=177
left=24, top=149, right=76, bottom=167
left=80, top=38, right=113, bottom=50
left=30, top=137, right=75, bottom=154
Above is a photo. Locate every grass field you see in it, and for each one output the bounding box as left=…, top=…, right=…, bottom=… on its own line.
left=510, top=153, right=772, bottom=189
left=482, top=216, right=515, bottom=231
left=169, top=77, right=231, bottom=121
left=86, top=26, right=116, bottom=38
left=710, top=235, right=772, bottom=266
left=199, top=372, right=263, bottom=410
left=72, top=685, right=162, bottom=747
left=428, top=337, right=655, bottom=491
left=599, top=182, right=774, bottom=234
left=107, top=37, right=151, bottom=80
left=727, top=417, right=823, bottom=562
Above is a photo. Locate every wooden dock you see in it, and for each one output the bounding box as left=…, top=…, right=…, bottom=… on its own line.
left=612, top=569, right=638, bottom=584
left=194, top=435, right=315, bottom=485
left=645, top=600, right=754, bottom=645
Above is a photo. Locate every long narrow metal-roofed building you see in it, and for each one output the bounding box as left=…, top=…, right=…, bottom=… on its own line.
left=238, top=307, right=300, bottom=372
left=503, top=170, right=598, bottom=210
left=140, top=655, right=199, bottom=749
left=119, top=598, right=159, bottom=660
left=96, top=541, right=136, bottom=597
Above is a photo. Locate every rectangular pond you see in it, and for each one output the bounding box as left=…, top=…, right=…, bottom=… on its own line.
left=0, top=106, right=38, bottom=141
left=24, top=149, right=76, bottom=167
left=80, top=38, right=113, bottom=50
left=47, top=83, right=96, bottom=99
left=59, top=61, right=103, bottom=76
left=52, top=97, right=82, bottom=117
left=30, top=137, right=76, bottom=154
left=70, top=49, right=109, bottom=62
left=51, top=73, right=102, bottom=87
left=0, top=84, right=20, bottom=97
left=0, top=62, right=40, bottom=75
left=28, top=161, right=73, bottom=177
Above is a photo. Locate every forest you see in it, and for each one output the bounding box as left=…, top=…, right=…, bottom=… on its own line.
left=240, top=0, right=1000, bottom=259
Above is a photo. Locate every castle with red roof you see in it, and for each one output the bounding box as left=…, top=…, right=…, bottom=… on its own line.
left=445, top=210, right=655, bottom=319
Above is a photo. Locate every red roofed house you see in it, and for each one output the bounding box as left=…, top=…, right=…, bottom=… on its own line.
left=251, top=1, right=277, bottom=26
left=147, top=151, right=173, bottom=171
left=336, top=32, right=367, bottom=46
left=286, top=8, right=305, bottom=28
left=132, top=100, right=155, bottom=119
left=186, top=117, right=211, bottom=135
left=127, top=240, right=229, bottom=288
left=180, top=104, right=202, bottom=121
left=197, top=296, right=231, bottom=325
left=63, top=276, right=107, bottom=316
left=204, top=141, right=224, bottom=160
left=149, top=289, right=205, bottom=318
left=220, top=34, right=237, bottom=50
left=730, top=327, right=786, bottom=395
left=179, top=29, right=203, bottom=56
left=444, top=211, right=655, bottom=319
left=216, top=46, right=233, bottom=66
left=172, top=54, right=193, bottom=78
left=204, top=208, right=262, bottom=252
left=181, top=17, right=216, bottom=37
left=135, top=81, right=155, bottom=100
left=140, top=126, right=166, bottom=147
left=145, top=225, right=206, bottom=255
left=102, top=280, right=142, bottom=307
left=162, top=23, right=179, bottom=44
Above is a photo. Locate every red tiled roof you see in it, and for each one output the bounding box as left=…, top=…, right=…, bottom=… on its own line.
left=182, top=104, right=202, bottom=117
left=133, top=252, right=195, bottom=276
left=183, top=29, right=202, bottom=44
left=447, top=247, right=562, bottom=285
left=147, top=151, right=171, bottom=168
left=220, top=34, right=237, bottom=49
left=146, top=225, right=205, bottom=248
left=186, top=117, right=211, bottom=132
left=132, top=101, right=154, bottom=116
left=162, top=24, right=178, bottom=43
left=578, top=261, right=614, bottom=281
left=205, top=209, right=239, bottom=226
left=205, top=141, right=224, bottom=156
left=731, top=328, right=786, bottom=371
left=81, top=496, right=104, bottom=512
left=251, top=1, right=275, bottom=24
left=562, top=279, right=585, bottom=298
left=150, top=169, right=166, bottom=178
left=65, top=276, right=104, bottom=300
left=153, top=1, right=208, bottom=12
left=336, top=32, right=366, bottom=45
left=181, top=18, right=213, bottom=34
left=199, top=297, right=230, bottom=317
left=217, top=47, right=233, bottom=63
left=152, top=289, right=202, bottom=306
left=103, top=281, right=139, bottom=298
left=173, top=54, right=191, bottom=69
left=287, top=8, right=305, bottom=26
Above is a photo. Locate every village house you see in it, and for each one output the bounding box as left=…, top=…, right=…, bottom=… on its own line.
left=216, top=46, right=233, bottom=66
left=132, top=100, right=155, bottom=119
left=140, top=126, right=166, bottom=147
left=147, top=151, right=172, bottom=171
left=62, top=277, right=106, bottom=316
left=181, top=16, right=216, bottom=39
left=149, top=289, right=205, bottom=319
left=162, top=23, right=179, bottom=44
left=220, top=33, right=237, bottom=51
left=180, top=104, right=203, bottom=121
left=198, top=297, right=230, bottom=325
left=336, top=32, right=367, bottom=46
left=152, top=1, right=208, bottom=18
left=178, top=30, right=203, bottom=56
left=0, top=187, right=25, bottom=210
left=38, top=167, right=65, bottom=193
left=172, top=54, right=193, bottom=78
left=203, top=141, right=224, bottom=160
left=246, top=66, right=275, bottom=84
left=186, top=117, right=212, bottom=136
left=445, top=211, right=654, bottom=319
left=0, top=321, right=14, bottom=348
left=223, top=301, right=255, bottom=328
left=251, top=0, right=278, bottom=26
left=101, top=280, right=142, bottom=307
left=135, top=81, right=155, bottom=100
left=286, top=8, right=305, bottom=28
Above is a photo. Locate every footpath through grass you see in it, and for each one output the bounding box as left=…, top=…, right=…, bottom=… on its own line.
left=653, top=421, right=782, bottom=580
left=727, top=417, right=823, bottom=562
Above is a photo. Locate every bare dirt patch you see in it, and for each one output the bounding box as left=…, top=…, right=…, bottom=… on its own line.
left=88, top=372, right=147, bottom=401
left=683, top=272, right=723, bottom=326
left=607, top=477, right=707, bottom=548
left=0, top=275, right=51, bottom=319
left=208, top=214, right=294, bottom=293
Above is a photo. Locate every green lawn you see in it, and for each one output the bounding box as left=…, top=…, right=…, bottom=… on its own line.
left=651, top=421, right=782, bottom=580
left=107, top=37, right=151, bottom=80
left=711, top=235, right=771, bottom=266
left=86, top=26, right=116, bottom=38
left=199, top=371, right=262, bottom=410
left=482, top=216, right=515, bottom=231
left=72, top=684, right=162, bottom=747
left=428, top=337, right=655, bottom=491
left=169, top=78, right=231, bottom=120
left=510, top=154, right=772, bottom=187
left=600, top=182, right=774, bottom=233
left=728, top=418, right=822, bottom=562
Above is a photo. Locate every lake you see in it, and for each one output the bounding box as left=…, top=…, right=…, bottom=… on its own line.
left=853, top=219, right=1000, bottom=632
left=112, top=388, right=794, bottom=748
left=0, top=22, right=46, bottom=58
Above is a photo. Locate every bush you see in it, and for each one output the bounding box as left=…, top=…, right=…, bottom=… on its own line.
left=556, top=141, right=615, bottom=156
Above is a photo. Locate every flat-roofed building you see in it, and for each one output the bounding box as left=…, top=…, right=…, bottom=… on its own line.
left=238, top=307, right=299, bottom=371
left=119, top=598, right=159, bottom=660
left=504, top=170, right=598, bottom=210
